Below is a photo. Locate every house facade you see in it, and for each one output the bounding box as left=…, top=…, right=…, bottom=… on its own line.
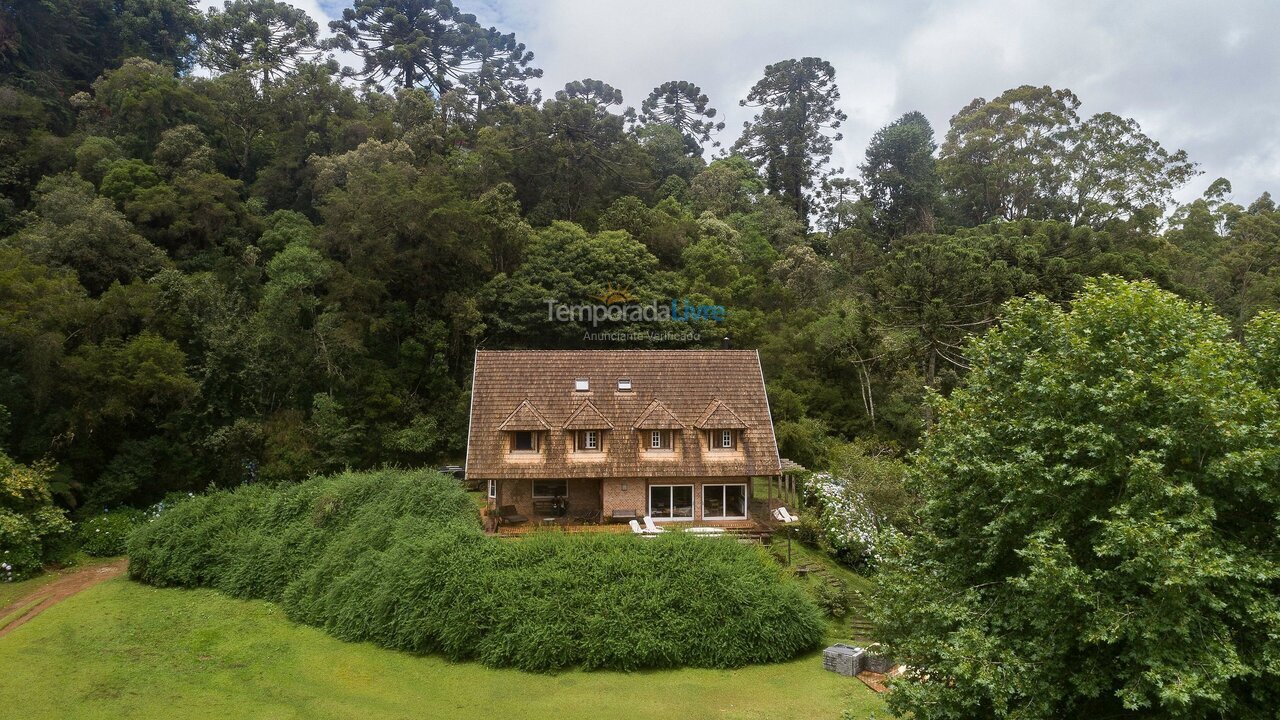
left=465, top=350, right=783, bottom=526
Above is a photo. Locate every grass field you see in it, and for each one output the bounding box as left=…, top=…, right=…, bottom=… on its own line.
left=0, top=577, right=886, bottom=719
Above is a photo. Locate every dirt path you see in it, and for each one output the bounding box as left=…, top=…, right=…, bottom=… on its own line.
left=0, top=558, right=127, bottom=639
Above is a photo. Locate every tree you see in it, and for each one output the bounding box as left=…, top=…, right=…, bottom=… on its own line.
left=639, top=80, right=725, bottom=152
left=860, top=111, right=941, bottom=238
left=325, top=0, right=539, bottom=95
left=733, top=57, right=846, bottom=221
left=9, top=173, right=168, bottom=295
left=201, top=0, right=321, bottom=85
left=555, top=78, right=625, bottom=112
left=1064, top=111, right=1198, bottom=227
left=940, top=84, right=1080, bottom=224
left=874, top=277, right=1280, bottom=719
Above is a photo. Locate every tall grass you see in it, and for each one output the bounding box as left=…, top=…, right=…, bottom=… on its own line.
left=128, top=469, right=824, bottom=671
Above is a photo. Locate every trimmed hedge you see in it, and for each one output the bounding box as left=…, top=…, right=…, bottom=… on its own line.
left=128, top=469, right=824, bottom=671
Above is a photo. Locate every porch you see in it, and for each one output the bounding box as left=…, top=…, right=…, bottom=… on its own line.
left=487, top=474, right=801, bottom=541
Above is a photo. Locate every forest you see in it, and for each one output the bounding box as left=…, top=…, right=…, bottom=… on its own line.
left=1, top=0, right=1277, bottom=517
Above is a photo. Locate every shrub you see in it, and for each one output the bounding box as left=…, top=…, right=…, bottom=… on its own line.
left=129, top=468, right=824, bottom=671
left=0, top=453, right=72, bottom=581
left=75, top=508, right=147, bottom=557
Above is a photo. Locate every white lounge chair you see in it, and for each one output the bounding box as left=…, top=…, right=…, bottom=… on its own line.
left=642, top=516, right=665, bottom=533
left=629, top=519, right=645, bottom=534
left=772, top=507, right=799, bottom=523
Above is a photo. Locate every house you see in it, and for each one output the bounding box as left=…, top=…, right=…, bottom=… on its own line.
left=465, top=350, right=784, bottom=528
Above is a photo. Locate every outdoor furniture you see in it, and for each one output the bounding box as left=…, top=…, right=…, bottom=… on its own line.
left=772, top=507, right=799, bottom=523
left=610, top=508, right=638, bottom=523
left=498, top=505, right=529, bottom=525
left=628, top=519, right=645, bottom=534
left=642, top=516, right=665, bottom=533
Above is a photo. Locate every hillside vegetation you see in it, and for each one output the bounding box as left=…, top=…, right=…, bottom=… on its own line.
left=128, top=469, right=825, bottom=671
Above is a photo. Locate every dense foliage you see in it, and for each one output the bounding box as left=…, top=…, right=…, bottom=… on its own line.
left=1, top=0, right=1276, bottom=517
left=128, top=468, right=825, bottom=671
left=0, top=452, right=72, bottom=580
left=873, top=278, right=1280, bottom=718
left=75, top=507, right=148, bottom=556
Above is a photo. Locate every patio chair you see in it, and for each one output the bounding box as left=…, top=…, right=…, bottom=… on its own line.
left=772, top=507, right=799, bottom=523
left=642, top=516, right=665, bottom=534
left=628, top=519, right=645, bottom=534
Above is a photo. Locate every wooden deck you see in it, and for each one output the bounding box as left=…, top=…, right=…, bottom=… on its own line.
left=494, top=518, right=774, bottom=540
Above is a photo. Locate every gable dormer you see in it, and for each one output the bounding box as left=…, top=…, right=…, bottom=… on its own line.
left=563, top=399, right=613, bottom=453
left=498, top=400, right=550, bottom=454
left=633, top=399, right=684, bottom=454
left=694, top=399, right=748, bottom=451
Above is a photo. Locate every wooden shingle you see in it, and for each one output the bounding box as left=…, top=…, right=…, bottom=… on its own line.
left=496, top=400, right=551, bottom=431
left=465, top=350, right=782, bottom=480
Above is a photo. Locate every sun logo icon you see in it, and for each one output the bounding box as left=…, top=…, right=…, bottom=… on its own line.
left=592, top=285, right=635, bottom=305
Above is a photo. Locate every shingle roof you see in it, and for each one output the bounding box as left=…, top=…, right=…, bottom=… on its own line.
left=465, top=350, right=782, bottom=479
left=694, top=399, right=749, bottom=429
left=632, top=399, right=685, bottom=430
left=562, top=399, right=614, bottom=430
left=496, top=400, right=551, bottom=431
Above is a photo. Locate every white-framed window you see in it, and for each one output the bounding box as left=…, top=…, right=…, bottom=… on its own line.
left=574, top=378, right=590, bottom=391
left=617, top=378, right=632, bottom=391
left=649, top=484, right=694, bottom=520
left=645, top=429, right=673, bottom=451
left=533, top=479, right=568, bottom=498
left=703, top=484, right=747, bottom=519
left=576, top=430, right=601, bottom=451
left=487, top=478, right=497, bottom=499
left=721, top=430, right=733, bottom=448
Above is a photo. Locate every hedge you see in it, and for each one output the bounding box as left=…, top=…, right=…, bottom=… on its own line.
left=128, top=468, right=824, bottom=671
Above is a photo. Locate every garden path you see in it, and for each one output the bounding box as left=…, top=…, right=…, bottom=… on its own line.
left=0, top=558, right=127, bottom=638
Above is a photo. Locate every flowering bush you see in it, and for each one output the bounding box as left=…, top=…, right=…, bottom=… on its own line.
left=0, top=453, right=71, bottom=581
left=801, top=471, right=889, bottom=568
left=76, top=508, right=147, bottom=557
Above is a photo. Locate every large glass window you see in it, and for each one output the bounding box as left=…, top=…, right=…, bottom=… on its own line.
left=533, top=480, right=568, bottom=498
left=649, top=484, right=694, bottom=520
left=703, top=484, right=747, bottom=519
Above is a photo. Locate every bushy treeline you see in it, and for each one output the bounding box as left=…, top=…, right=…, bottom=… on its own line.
left=2, top=0, right=1278, bottom=515
left=128, top=469, right=824, bottom=671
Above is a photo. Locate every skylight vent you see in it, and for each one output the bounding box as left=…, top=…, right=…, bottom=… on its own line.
left=574, top=378, right=590, bottom=391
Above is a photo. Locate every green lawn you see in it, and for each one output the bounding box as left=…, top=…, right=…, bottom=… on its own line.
left=0, top=577, right=886, bottom=719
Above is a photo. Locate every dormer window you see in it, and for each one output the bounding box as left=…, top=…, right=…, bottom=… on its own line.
left=647, top=429, right=674, bottom=450
left=576, top=429, right=601, bottom=451
left=574, top=378, right=590, bottom=391
left=709, top=429, right=737, bottom=450
left=511, top=431, right=539, bottom=451
left=617, top=378, right=631, bottom=391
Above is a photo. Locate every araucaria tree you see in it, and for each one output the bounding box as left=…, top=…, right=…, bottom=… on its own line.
left=874, top=277, right=1280, bottom=719
left=639, top=80, right=725, bottom=152
left=325, top=0, right=539, bottom=94
left=860, top=111, right=941, bottom=237
left=201, top=0, right=320, bottom=85
left=734, top=57, right=846, bottom=221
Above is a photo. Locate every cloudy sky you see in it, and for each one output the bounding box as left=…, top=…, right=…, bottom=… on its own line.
left=301, top=0, right=1279, bottom=205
